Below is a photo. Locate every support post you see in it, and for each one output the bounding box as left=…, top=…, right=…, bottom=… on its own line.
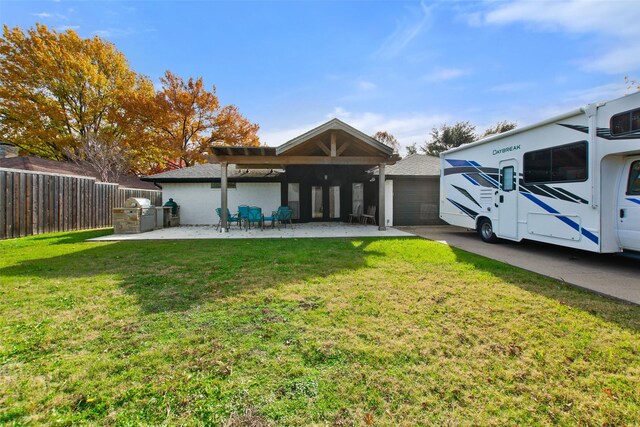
left=221, top=162, right=228, bottom=232
left=378, top=163, right=386, bottom=231
left=330, top=132, right=337, bottom=157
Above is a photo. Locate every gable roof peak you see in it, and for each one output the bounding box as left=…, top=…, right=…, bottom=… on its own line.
left=276, top=118, right=393, bottom=156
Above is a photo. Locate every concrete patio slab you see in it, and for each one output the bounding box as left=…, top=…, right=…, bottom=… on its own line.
left=88, top=222, right=413, bottom=241
left=403, top=225, right=640, bottom=305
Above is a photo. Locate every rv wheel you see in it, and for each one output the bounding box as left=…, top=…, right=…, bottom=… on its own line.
left=478, top=218, right=498, bottom=243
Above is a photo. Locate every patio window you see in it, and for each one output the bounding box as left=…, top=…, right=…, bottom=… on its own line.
left=352, top=183, right=363, bottom=217
left=329, top=186, right=340, bottom=219
left=288, top=183, right=300, bottom=219
left=312, top=186, right=323, bottom=218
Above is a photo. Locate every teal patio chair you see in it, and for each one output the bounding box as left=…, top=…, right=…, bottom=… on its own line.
left=280, top=206, right=293, bottom=228
left=246, top=206, right=264, bottom=231
left=238, top=205, right=250, bottom=229
left=215, top=208, right=240, bottom=231
left=264, top=206, right=290, bottom=230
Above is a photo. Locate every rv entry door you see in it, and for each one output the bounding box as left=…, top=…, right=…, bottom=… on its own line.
left=498, top=159, right=518, bottom=239
left=617, top=157, right=640, bottom=251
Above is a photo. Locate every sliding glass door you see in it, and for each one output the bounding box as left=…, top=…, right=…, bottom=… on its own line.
left=311, top=184, right=341, bottom=220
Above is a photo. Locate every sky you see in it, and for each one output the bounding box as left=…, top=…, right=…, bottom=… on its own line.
left=2, top=0, right=640, bottom=155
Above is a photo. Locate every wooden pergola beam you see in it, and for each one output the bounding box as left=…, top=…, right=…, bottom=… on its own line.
left=315, top=140, right=331, bottom=156
left=209, top=155, right=396, bottom=166
left=336, top=141, right=351, bottom=156
left=330, top=132, right=337, bottom=157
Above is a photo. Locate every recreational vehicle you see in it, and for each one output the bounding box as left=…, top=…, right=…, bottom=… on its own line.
left=440, top=91, right=640, bottom=254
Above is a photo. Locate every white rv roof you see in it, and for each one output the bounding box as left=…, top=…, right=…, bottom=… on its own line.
left=440, top=106, right=585, bottom=157
left=441, top=89, right=640, bottom=156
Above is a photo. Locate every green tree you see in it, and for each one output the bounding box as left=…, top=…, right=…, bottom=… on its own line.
left=420, top=121, right=476, bottom=156
left=405, top=142, right=418, bottom=156
left=480, top=120, right=517, bottom=139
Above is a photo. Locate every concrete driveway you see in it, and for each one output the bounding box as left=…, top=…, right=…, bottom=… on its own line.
left=402, top=225, right=640, bottom=305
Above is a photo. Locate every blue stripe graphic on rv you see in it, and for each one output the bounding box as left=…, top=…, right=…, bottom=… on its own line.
left=521, top=193, right=599, bottom=244
left=627, top=198, right=640, bottom=205
left=446, top=159, right=475, bottom=167
left=447, top=159, right=499, bottom=188
left=469, top=164, right=499, bottom=187
left=462, top=174, right=480, bottom=186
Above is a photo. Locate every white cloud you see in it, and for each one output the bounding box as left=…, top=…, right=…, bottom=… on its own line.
left=483, top=0, right=637, bottom=37
left=583, top=45, right=640, bottom=74
left=57, top=25, right=80, bottom=32
left=329, top=107, right=351, bottom=119
left=32, top=11, right=68, bottom=20
left=477, top=0, right=640, bottom=74
left=375, top=1, right=433, bottom=60
left=93, top=29, right=115, bottom=37
left=563, top=82, right=629, bottom=104
left=423, top=68, right=470, bottom=82
left=258, top=122, right=325, bottom=147
left=92, top=28, right=156, bottom=38
left=486, top=82, right=630, bottom=129
left=331, top=108, right=451, bottom=154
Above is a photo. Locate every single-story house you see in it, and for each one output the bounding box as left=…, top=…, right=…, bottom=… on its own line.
left=143, top=119, right=442, bottom=227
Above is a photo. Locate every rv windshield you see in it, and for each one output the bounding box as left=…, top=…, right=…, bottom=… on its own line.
left=627, top=161, right=640, bottom=195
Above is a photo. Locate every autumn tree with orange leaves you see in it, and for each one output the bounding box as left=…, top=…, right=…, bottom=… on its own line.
left=0, top=24, right=260, bottom=176
left=135, top=71, right=260, bottom=169
left=0, top=25, right=153, bottom=167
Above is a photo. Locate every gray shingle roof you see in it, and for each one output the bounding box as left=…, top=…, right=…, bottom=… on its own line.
left=374, top=154, right=440, bottom=176
left=142, top=163, right=283, bottom=182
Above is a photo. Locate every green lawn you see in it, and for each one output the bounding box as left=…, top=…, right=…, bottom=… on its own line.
left=1, top=230, right=639, bottom=426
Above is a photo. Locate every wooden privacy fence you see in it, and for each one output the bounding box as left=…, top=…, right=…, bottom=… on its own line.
left=0, top=168, right=162, bottom=240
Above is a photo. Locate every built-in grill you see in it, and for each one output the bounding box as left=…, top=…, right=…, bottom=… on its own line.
left=113, top=197, right=157, bottom=234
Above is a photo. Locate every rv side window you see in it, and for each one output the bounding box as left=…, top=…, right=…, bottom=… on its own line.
left=627, top=161, right=640, bottom=196
left=501, top=166, right=515, bottom=191
left=611, top=108, right=640, bottom=135
left=523, top=141, right=587, bottom=184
